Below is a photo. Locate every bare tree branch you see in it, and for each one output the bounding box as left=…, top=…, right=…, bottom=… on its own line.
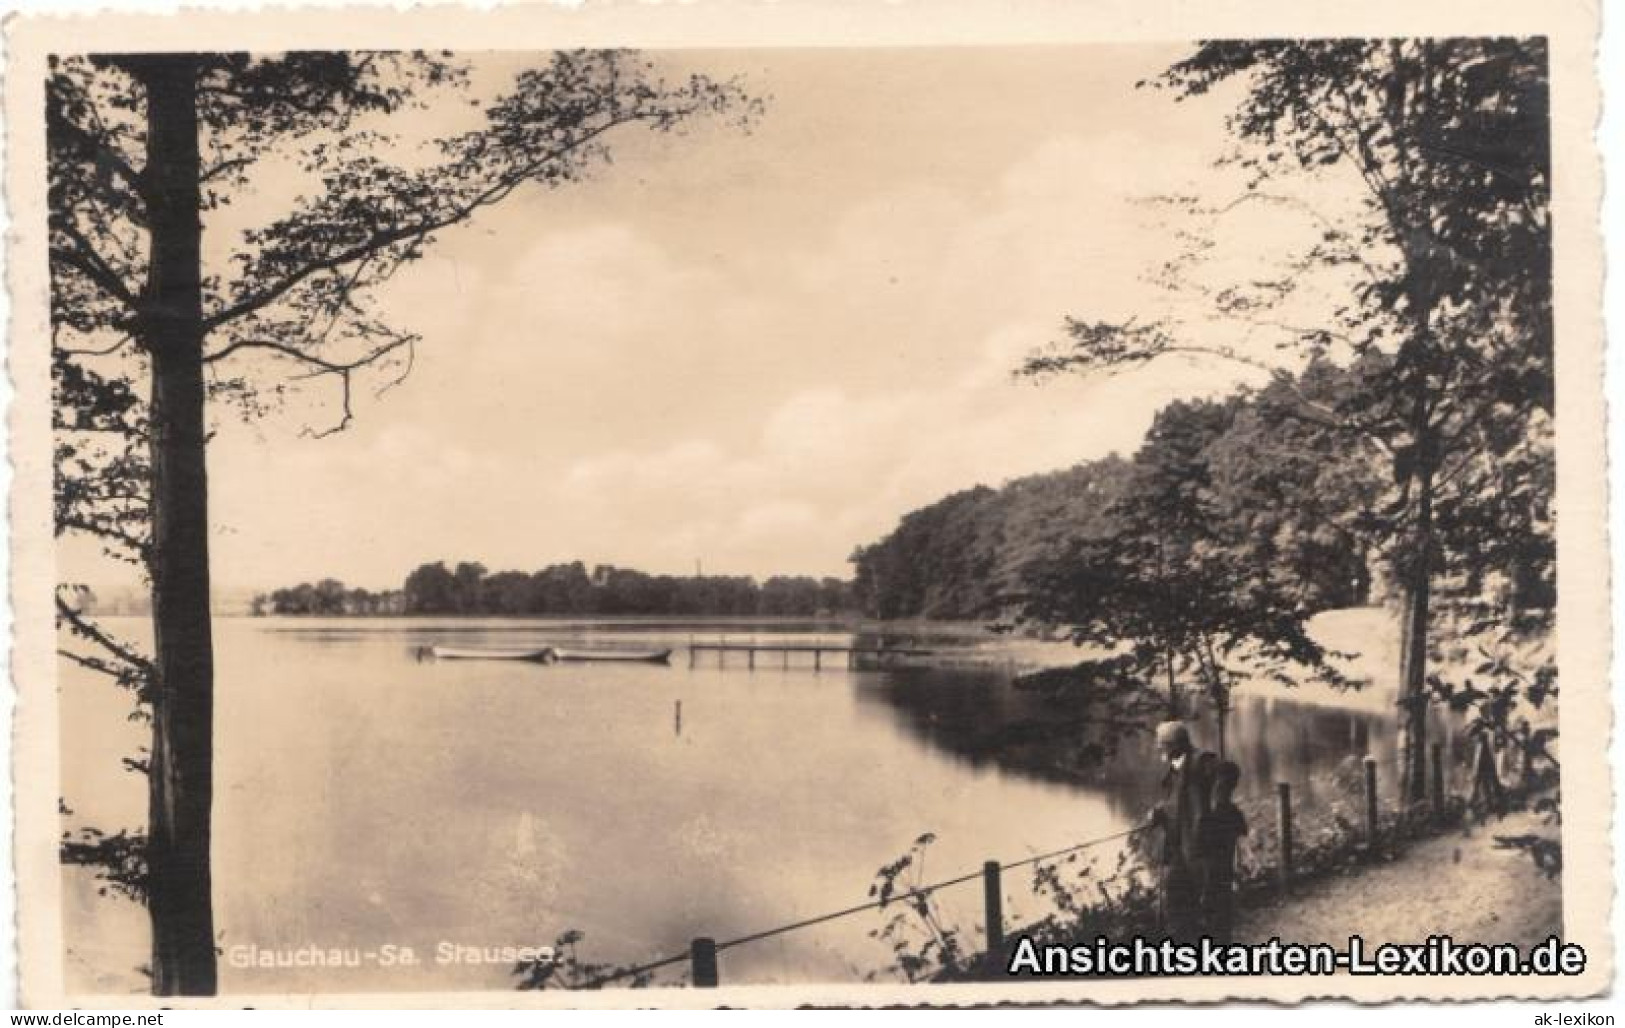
left=202, top=112, right=651, bottom=332
left=50, top=217, right=141, bottom=311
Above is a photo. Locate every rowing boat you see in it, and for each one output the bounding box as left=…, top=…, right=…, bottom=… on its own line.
left=427, top=645, right=558, bottom=662
left=552, top=647, right=673, bottom=664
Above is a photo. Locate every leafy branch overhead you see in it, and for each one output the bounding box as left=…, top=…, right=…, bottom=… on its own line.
left=51, top=50, right=760, bottom=441
left=48, top=49, right=760, bottom=994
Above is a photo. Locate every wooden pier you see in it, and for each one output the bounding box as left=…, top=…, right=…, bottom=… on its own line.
left=687, top=641, right=935, bottom=670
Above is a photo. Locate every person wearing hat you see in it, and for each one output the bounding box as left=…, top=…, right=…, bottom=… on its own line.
left=1147, top=720, right=1215, bottom=941
left=1198, top=758, right=1248, bottom=943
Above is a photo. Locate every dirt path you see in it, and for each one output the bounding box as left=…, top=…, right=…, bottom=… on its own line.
left=1234, top=811, right=1562, bottom=949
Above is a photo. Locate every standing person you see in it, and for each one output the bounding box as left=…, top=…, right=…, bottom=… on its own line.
left=1198, top=760, right=1248, bottom=943
left=1148, top=721, right=1214, bottom=942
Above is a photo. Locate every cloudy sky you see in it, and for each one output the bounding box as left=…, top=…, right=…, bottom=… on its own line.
left=67, top=45, right=1362, bottom=593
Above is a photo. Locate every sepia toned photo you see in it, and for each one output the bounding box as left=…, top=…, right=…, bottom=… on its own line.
left=6, top=0, right=1610, bottom=1009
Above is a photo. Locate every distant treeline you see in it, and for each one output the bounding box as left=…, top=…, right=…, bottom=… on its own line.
left=254, top=561, right=855, bottom=618
left=849, top=356, right=1555, bottom=622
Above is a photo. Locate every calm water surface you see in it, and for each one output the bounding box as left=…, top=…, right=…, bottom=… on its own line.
left=61, top=615, right=1416, bottom=993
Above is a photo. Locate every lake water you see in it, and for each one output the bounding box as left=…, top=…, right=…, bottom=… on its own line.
left=59, top=613, right=1428, bottom=993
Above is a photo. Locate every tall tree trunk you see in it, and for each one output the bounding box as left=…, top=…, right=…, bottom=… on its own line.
left=133, top=54, right=218, bottom=996
left=1397, top=460, right=1435, bottom=805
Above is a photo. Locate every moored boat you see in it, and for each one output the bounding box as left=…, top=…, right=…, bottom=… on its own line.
left=552, top=647, right=673, bottom=664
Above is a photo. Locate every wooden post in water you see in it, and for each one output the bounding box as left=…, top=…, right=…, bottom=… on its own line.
left=1430, top=742, right=1445, bottom=821
left=748, top=648, right=755, bottom=671
left=1364, top=756, right=1379, bottom=848
left=1276, top=782, right=1293, bottom=894
left=814, top=649, right=822, bottom=672
left=982, top=861, right=1004, bottom=958
left=690, top=937, right=719, bottom=988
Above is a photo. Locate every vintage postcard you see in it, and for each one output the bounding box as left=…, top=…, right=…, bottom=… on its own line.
left=5, top=0, right=1610, bottom=1009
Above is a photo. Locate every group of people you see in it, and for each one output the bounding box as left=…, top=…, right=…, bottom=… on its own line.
left=1147, top=720, right=1248, bottom=943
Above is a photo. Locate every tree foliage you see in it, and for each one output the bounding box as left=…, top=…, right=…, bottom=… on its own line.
left=851, top=361, right=1383, bottom=626
left=1017, top=38, right=1552, bottom=800
left=851, top=359, right=1397, bottom=758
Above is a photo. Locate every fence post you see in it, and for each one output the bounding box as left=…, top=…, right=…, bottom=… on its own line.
left=1430, top=742, right=1445, bottom=821
left=1364, top=756, right=1379, bottom=848
left=982, top=860, right=1004, bottom=957
left=1276, top=782, right=1293, bottom=894
left=690, top=937, right=719, bottom=988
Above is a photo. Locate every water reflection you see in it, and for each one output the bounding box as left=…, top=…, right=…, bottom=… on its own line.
left=60, top=616, right=1430, bottom=994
